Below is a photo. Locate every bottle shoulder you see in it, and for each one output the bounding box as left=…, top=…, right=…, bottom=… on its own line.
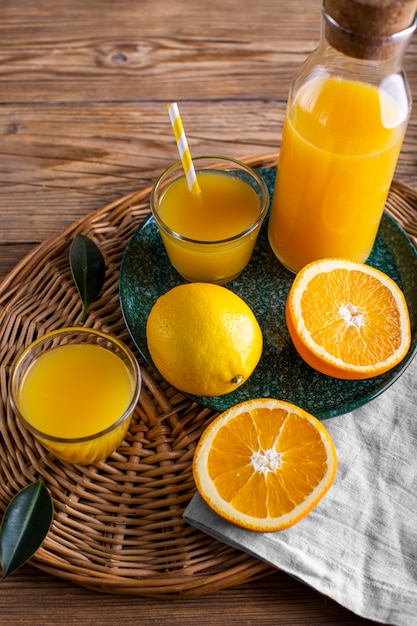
left=288, top=48, right=411, bottom=118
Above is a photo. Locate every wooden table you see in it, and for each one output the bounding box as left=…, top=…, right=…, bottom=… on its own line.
left=1, top=1, right=416, bottom=623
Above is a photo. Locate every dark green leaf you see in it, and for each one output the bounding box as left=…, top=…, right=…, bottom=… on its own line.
left=0, top=477, right=54, bottom=577
left=70, top=234, right=106, bottom=324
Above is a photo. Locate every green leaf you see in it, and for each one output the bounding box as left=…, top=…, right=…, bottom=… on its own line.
left=0, top=477, right=54, bottom=577
left=70, top=234, right=106, bottom=324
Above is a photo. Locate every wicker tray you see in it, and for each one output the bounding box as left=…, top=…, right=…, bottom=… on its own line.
left=1, top=153, right=417, bottom=597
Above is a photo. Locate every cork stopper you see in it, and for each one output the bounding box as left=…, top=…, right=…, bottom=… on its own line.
left=324, top=0, right=417, bottom=59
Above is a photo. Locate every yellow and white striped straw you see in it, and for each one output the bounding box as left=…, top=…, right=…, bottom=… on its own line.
left=167, top=102, right=201, bottom=194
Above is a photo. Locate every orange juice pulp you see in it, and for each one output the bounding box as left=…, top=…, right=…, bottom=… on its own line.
left=268, top=75, right=407, bottom=273
left=18, top=343, right=135, bottom=463
left=158, top=170, right=261, bottom=283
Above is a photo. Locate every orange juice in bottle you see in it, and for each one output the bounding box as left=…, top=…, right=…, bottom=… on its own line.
left=268, top=0, right=416, bottom=273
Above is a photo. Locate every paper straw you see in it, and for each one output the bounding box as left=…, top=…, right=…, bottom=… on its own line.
left=167, top=102, right=201, bottom=194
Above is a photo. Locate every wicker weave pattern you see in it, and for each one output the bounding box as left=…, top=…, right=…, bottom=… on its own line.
left=0, top=154, right=416, bottom=596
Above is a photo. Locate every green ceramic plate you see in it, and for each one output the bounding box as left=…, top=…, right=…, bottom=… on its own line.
left=119, top=168, right=417, bottom=419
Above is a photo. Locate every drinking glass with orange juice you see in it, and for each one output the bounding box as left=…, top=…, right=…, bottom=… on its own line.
left=151, top=156, right=269, bottom=284
left=10, top=327, right=141, bottom=464
left=268, top=2, right=415, bottom=274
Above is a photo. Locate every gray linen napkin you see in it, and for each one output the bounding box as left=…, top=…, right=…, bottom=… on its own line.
left=184, top=353, right=417, bottom=626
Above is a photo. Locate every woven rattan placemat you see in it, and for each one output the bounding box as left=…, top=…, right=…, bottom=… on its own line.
left=1, top=153, right=416, bottom=597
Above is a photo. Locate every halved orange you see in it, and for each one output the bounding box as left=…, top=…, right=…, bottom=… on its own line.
left=286, top=258, right=411, bottom=380
left=193, top=398, right=337, bottom=532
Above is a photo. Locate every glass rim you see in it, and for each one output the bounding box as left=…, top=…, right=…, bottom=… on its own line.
left=9, top=326, right=141, bottom=445
left=150, top=155, right=270, bottom=246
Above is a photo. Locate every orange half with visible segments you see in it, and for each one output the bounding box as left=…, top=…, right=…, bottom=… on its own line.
left=286, top=258, right=411, bottom=380
left=193, top=398, right=337, bottom=532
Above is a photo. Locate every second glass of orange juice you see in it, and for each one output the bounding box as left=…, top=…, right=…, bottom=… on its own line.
left=10, top=327, right=141, bottom=465
left=150, top=156, right=269, bottom=284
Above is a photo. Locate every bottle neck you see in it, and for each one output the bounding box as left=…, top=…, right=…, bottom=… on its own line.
left=322, top=8, right=416, bottom=65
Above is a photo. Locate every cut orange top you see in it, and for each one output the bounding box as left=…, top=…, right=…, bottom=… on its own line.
left=193, top=398, right=337, bottom=532
left=285, top=258, right=411, bottom=379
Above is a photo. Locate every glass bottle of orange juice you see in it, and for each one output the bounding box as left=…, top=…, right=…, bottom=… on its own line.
left=268, top=0, right=417, bottom=273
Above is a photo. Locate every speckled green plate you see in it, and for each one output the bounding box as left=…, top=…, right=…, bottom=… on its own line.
left=120, top=168, right=417, bottom=419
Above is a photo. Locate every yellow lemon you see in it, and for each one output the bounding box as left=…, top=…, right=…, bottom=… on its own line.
left=146, top=283, right=263, bottom=396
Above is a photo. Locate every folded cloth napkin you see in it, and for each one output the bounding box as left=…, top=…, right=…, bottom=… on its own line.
left=184, top=353, right=417, bottom=626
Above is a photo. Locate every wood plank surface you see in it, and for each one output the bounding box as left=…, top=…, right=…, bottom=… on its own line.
left=1, top=564, right=378, bottom=626
left=0, top=0, right=416, bottom=623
